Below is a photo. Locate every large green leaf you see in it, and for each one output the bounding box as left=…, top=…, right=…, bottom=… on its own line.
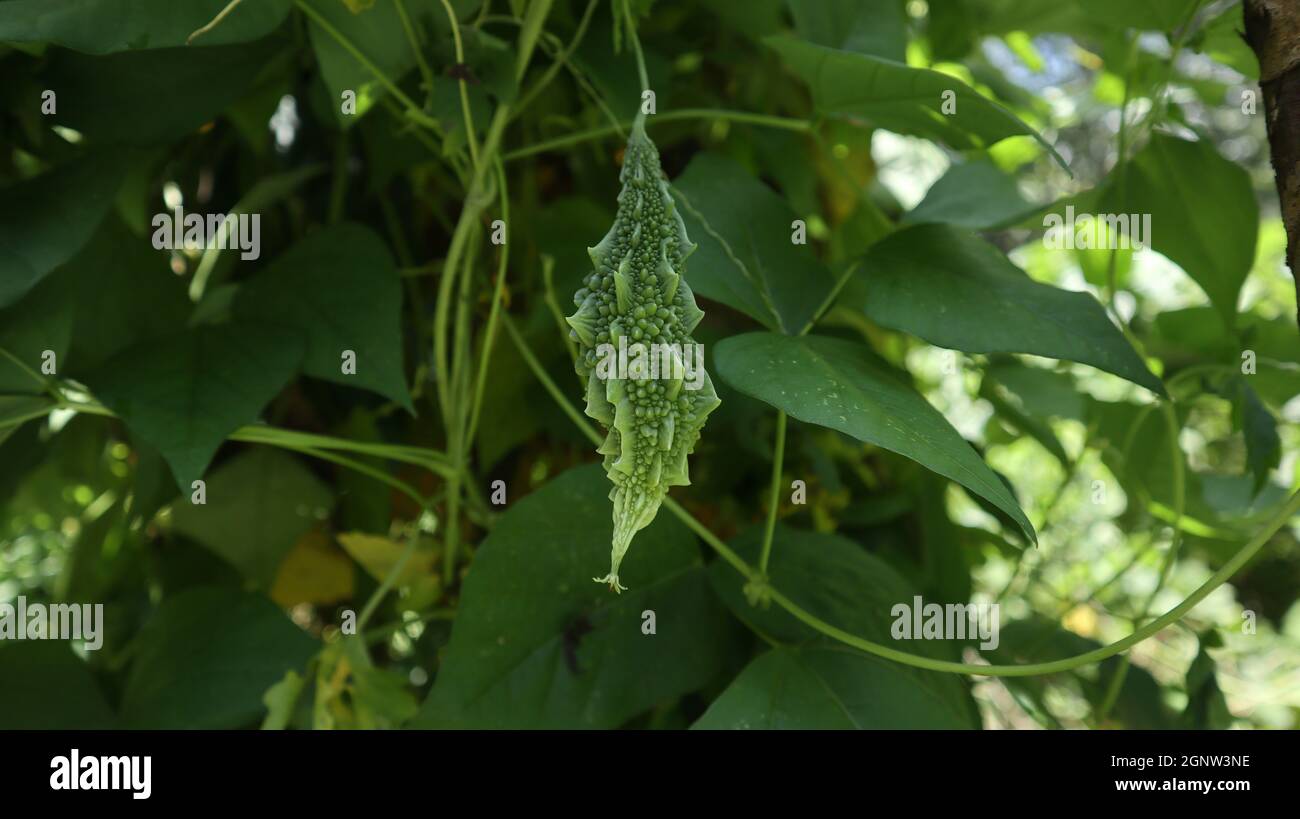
left=120, top=587, right=317, bottom=729
left=765, top=35, right=1064, bottom=166
left=0, top=642, right=116, bottom=729
left=234, top=223, right=411, bottom=409
left=671, top=152, right=835, bottom=333
left=1101, top=133, right=1257, bottom=326
left=0, top=268, right=75, bottom=394
left=413, top=464, right=743, bottom=729
left=0, top=155, right=124, bottom=309
left=65, top=219, right=192, bottom=375
left=851, top=224, right=1165, bottom=395
left=933, top=0, right=1200, bottom=42
left=0, top=0, right=290, bottom=53
left=714, top=332, right=1036, bottom=542
left=1238, top=381, right=1281, bottom=495
left=42, top=36, right=285, bottom=144
left=903, top=159, right=1040, bottom=229
left=786, top=0, right=906, bottom=62
left=170, top=448, right=335, bottom=587
left=81, top=322, right=305, bottom=490
left=694, top=646, right=979, bottom=729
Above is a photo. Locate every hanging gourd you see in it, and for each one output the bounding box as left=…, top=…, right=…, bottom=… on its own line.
left=566, top=112, right=720, bottom=592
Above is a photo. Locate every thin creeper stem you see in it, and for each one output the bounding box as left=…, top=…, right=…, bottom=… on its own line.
left=501, top=307, right=1300, bottom=677
left=541, top=255, right=580, bottom=371
left=503, top=109, right=811, bottom=161
left=273, top=444, right=427, bottom=513
left=1096, top=401, right=1188, bottom=723
left=358, top=517, right=427, bottom=630
left=758, top=411, right=787, bottom=576
left=501, top=312, right=596, bottom=444
left=293, top=0, right=440, bottom=131
left=431, top=21, right=549, bottom=581
left=439, top=0, right=481, bottom=170
left=443, top=227, right=482, bottom=582
left=29, top=390, right=454, bottom=477
left=466, top=158, right=512, bottom=449
left=394, top=0, right=435, bottom=108
left=1105, top=31, right=1138, bottom=311
left=187, top=0, right=244, bottom=44
left=514, top=0, right=556, bottom=84
left=0, top=345, right=65, bottom=404
left=799, top=261, right=861, bottom=336
left=621, top=0, right=649, bottom=94
left=510, top=0, right=600, bottom=119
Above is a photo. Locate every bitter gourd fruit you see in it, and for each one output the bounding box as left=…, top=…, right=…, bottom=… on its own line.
left=566, top=114, right=720, bottom=593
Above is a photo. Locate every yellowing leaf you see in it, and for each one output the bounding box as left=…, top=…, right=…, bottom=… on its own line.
left=337, top=531, right=436, bottom=585
left=271, top=529, right=355, bottom=608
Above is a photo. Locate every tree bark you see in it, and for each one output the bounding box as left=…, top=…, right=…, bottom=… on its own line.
left=1244, top=0, right=1300, bottom=330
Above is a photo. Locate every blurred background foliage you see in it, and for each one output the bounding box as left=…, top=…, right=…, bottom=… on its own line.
left=0, top=0, right=1297, bottom=729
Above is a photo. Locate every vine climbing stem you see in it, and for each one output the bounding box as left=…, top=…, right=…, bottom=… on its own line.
left=758, top=411, right=787, bottom=577
left=621, top=0, right=650, bottom=96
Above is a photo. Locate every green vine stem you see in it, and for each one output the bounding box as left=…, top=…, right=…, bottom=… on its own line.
left=502, top=109, right=812, bottom=161
left=509, top=0, right=599, bottom=120
left=439, top=0, right=481, bottom=169
left=758, top=411, right=787, bottom=577
left=394, top=0, right=435, bottom=109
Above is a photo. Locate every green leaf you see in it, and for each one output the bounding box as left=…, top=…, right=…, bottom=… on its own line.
left=765, top=35, right=1066, bottom=169
left=302, top=0, right=478, bottom=126
left=1194, top=4, right=1259, bottom=79
left=303, top=0, right=419, bottom=125
left=714, top=332, right=1036, bottom=542
left=81, top=322, right=305, bottom=490
left=1101, top=133, right=1258, bottom=326
left=694, top=646, right=980, bottom=729
left=261, top=669, right=306, bottom=730
left=65, top=219, right=192, bottom=375
left=1149, top=307, right=1300, bottom=408
left=121, top=587, right=317, bottom=729
left=0, top=394, right=55, bottom=431
left=786, top=0, right=906, bottom=62
left=0, top=0, right=290, bottom=53
left=42, top=36, right=286, bottom=144
left=1182, top=630, right=1232, bottom=729
left=412, top=464, right=743, bottom=729
left=980, top=373, right=1071, bottom=466
left=0, top=155, right=124, bottom=309
left=985, top=358, right=1086, bottom=422
left=903, top=159, right=1040, bottom=229
left=0, top=268, right=75, bottom=394
left=671, top=152, right=835, bottom=333
left=851, top=225, right=1165, bottom=395
left=938, top=0, right=1201, bottom=41
left=234, top=223, right=411, bottom=409
left=0, top=642, right=116, bottom=729
left=170, top=448, right=335, bottom=587
left=1237, top=381, right=1280, bottom=495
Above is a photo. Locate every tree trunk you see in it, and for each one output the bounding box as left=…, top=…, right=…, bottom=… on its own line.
left=1244, top=0, right=1300, bottom=329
